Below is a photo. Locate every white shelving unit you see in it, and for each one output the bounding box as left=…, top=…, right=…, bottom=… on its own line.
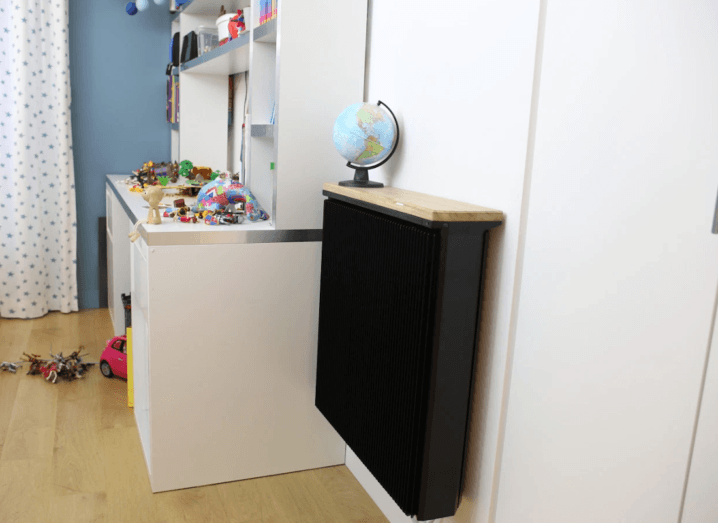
left=121, top=0, right=369, bottom=494
left=172, top=0, right=367, bottom=229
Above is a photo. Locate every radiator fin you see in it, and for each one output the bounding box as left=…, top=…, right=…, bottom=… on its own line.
left=316, top=199, right=441, bottom=516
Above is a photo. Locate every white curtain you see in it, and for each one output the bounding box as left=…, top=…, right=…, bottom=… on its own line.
left=0, top=1, right=78, bottom=318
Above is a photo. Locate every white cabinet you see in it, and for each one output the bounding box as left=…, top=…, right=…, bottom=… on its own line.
left=105, top=189, right=131, bottom=336
left=107, top=175, right=346, bottom=492
left=130, top=233, right=152, bottom=473
left=107, top=176, right=345, bottom=492
left=143, top=241, right=344, bottom=492
left=106, top=0, right=368, bottom=494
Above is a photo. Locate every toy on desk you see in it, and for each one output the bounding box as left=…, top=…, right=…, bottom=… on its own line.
left=205, top=211, right=245, bottom=225
left=179, top=160, right=194, bottom=178
left=129, top=185, right=164, bottom=242
left=169, top=161, right=180, bottom=182
left=192, top=166, right=213, bottom=181
left=194, top=176, right=269, bottom=221
left=131, top=160, right=157, bottom=186
left=143, top=186, right=164, bottom=225
left=228, top=10, right=247, bottom=39
left=177, top=184, right=203, bottom=197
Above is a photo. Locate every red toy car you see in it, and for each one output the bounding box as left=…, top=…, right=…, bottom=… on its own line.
left=100, top=335, right=128, bottom=379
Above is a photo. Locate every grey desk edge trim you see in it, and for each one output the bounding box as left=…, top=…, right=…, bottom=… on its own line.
left=105, top=176, right=322, bottom=246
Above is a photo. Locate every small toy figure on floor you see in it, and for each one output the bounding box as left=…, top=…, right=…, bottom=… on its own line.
left=21, top=349, right=96, bottom=384
left=129, top=185, right=164, bottom=242
left=0, top=361, right=23, bottom=374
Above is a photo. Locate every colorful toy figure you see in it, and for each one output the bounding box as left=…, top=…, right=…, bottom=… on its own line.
left=228, top=10, right=246, bottom=39
left=193, top=176, right=269, bottom=221
left=100, top=336, right=128, bottom=379
left=40, top=362, right=59, bottom=383
left=192, top=166, right=213, bottom=181
left=179, top=160, right=194, bottom=178
left=0, top=361, right=23, bottom=373
left=21, top=350, right=95, bottom=383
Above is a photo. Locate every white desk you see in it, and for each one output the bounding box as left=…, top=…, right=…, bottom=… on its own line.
left=105, top=174, right=344, bottom=493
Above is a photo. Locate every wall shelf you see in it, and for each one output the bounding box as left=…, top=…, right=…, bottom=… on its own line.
left=251, top=124, right=274, bottom=138
left=253, top=19, right=277, bottom=43
left=180, top=33, right=250, bottom=75
left=171, top=0, right=369, bottom=227
left=173, top=0, right=250, bottom=17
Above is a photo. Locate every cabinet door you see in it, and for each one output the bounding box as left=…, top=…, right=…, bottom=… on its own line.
left=494, top=2, right=718, bottom=523
left=107, top=230, right=115, bottom=329
left=682, top=309, right=718, bottom=523
left=106, top=188, right=113, bottom=237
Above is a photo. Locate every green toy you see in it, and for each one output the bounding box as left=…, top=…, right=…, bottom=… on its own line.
left=179, top=160, right=194, bottom=178
left=158, top=176, right=169, bottom=186
left=211, top=170, right=221, bottom=181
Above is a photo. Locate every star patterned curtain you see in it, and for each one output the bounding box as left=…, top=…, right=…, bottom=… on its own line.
left=0, top=1, right=78, bottom=318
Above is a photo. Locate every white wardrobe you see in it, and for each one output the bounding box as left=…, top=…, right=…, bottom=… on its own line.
left=493, top=2, right=718, bottom=523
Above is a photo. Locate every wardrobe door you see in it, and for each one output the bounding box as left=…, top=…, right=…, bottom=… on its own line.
left=682, top=308, right=718, bottom=523
left=494, top=2, right=718, bottom=522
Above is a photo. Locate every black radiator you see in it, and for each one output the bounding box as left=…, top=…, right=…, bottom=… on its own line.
left=316, top=197, right=501, bottom=521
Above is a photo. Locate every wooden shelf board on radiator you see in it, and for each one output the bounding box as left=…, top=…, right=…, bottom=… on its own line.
left=323, top=183, right=503, bottom=223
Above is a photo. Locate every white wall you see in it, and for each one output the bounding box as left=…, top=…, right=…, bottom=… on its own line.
left=346, top=1, right=542, bottom=522
left=493, top=2, right=718, bottom=522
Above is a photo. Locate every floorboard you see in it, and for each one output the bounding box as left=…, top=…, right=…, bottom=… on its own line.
left=0, top=310, right=387, bottom=523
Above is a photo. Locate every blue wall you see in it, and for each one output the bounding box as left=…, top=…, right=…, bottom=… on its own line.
left=70, top=1, right=170, bottom=309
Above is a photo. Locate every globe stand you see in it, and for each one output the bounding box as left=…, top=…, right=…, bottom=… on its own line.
left=337, top=100, right=400, bottom=189
left=339, top=168, right=384, bottom=188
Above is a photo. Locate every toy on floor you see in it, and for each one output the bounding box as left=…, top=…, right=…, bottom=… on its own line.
left=21, top=349, right=96, bottom=384
left=100, top=336, right=128, bottom=379
left=0, top=361, right=23, bottom=374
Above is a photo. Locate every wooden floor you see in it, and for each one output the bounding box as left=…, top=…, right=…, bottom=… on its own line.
left=0, top=309, right=387, bottom=523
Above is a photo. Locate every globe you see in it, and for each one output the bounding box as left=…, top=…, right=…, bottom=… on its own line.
left=333, top=102, right=397, bottom=167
